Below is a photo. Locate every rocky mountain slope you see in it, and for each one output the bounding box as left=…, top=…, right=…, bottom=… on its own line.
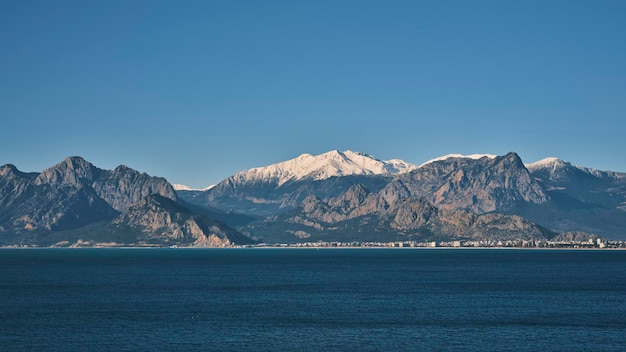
left=1, top=160, right=120, bottom=236
left=183, top=150, right=625, bottom=241
left=35, top=156, right=178, bottom=211
left=389, top=152, right=549, bottom=213
left=224, top=150, right=417, bottom=187
left=3, top=151, right=624, bottom=246
left=518, top=157, right=626, bottom=236
left=0, top=157, right=251, bottom=247
left=244, top=182, right=555, bottom=244
left=102, top=195, right=255, bottom=247
left=187, top=150, right=416, bottom=215
left=190, top=152, right=550, bottom=216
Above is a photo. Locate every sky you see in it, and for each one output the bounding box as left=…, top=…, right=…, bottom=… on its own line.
left=1, top=0, right=625, bottom=188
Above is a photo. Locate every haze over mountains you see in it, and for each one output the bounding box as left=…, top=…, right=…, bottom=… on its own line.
left=1, top=150, right=625, bottom=247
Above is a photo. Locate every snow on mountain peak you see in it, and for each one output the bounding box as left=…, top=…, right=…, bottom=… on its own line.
left=172, top=183, right=215, bottom=191
left=525, top=157, right=566, bottom=171
left=419, top=154, right=497, bottom=167
left=525, top=157, right=625, bottom=180
left=232, top=150, right=417, bottom=186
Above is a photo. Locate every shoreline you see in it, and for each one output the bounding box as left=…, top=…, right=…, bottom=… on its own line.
left=1, top=245, right=624, bottom=250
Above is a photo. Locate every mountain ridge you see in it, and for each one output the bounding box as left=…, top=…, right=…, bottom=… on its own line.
left=181, top=150, right=625, bottom=241
left=2, top=151, right=625, bottom=246
left=0, top=158, right=252, bottom=247
left=219, top=150, right=417, bottom=188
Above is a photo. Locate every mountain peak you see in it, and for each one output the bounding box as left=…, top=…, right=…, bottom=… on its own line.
left=172, top=183, right=215, bottom=191
left=63, top=155, right=89, bottom=164
left=0, top=164, right=19, bottom=176
left=35, top=156, right=101, bottom=186
left=419, top=153, right=497, bottom=167
left=229, top=150, right=417, bottom=187
left=499, top=152, right=526, bottom=166
left=113, top=164, right=134, bottom=172
left=525, top=157, right=568, bottom=171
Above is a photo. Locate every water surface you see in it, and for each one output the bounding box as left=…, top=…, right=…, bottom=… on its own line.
left=1, top=248, right=625, bottom=351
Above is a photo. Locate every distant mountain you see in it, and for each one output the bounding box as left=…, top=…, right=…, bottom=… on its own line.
left=519, top=157, right=626, bottom=237
left=182, top=150, right=625, bottom=241
left=33, top=156, right=178, bottom=212
left=0, top=159, right=122, bottom=237
left=0, top=157, right=252, bottom=247
left=419, top=153, right=497, bottom=167
left=190, top=150, right=417, bottom=215
left=172, top=183, right=215, bottom=191
left=244, top=183, right=555, bottom=244
left=188, top=151, right=547, bottom=216
left=526, top=157, right=626, bottom=191
left=381, top=153, right=625, bottom=239
left=4, top=151, right=624, bottom=246
left=390, top=152, right=548, bottom=214
left=104, top=195, right=254, bottom=247
left=225, top=150, right=417, bottom=187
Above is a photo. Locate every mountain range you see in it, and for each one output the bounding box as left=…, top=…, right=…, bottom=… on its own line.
left=180, top=150, right=626, bottom=242
left=2, top=150, right=625, bottom=247
left=0, top=157, right=254, bottom=247
left=180, top=150, right=418, bottom=215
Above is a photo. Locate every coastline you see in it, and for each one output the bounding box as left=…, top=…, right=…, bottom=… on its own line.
left=1, top=245, right=624, bottom=250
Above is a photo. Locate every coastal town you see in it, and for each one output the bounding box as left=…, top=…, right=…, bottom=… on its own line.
left=262, top=238, right=626, bottom=249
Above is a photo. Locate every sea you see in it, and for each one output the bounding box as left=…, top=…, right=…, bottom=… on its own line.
left=1, top=248, right=625, bottom=351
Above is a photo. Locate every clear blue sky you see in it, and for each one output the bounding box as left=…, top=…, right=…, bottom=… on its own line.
left=1, top=0, right=625, bottom=188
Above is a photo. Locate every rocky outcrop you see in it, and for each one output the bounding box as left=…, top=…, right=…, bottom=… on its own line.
left=390, top=198, right=439, bottom=230
left=110, top=195, right=254, bottom=246
left=193, top=152, right=552, bottom=223
left=328, top=183, right=370, bottom=211
left=34, top=156, right=102, bottom=187
left=1, top=162, right=119, bottom=236
left=518, top=157, right=626, bottom=238
left=393, top=152, right=548, bottom=213
left=526, top=157, right=626, bottom=208
left=93, top=165, right=177, bottom=212
left=195, top=151, right=414, bottom=215
left=5, top=151, right=626, bottom=245
left=0, top=157, right=177, bottom=241
left=247, top=183, right=555, bottom=244
left=13, top=184, right=119, bottom=232
left=34, top=157, right=177, bottom=212
left=0, top=164, right=37, bottom=209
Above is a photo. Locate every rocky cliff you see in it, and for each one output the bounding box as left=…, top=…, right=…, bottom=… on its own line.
left=0, top=157, right=255, bottom=247
left=184, top=151, right=625, bottom=241
left=245, top=183, right=554, bottom=244
left=35, top=157, right=177, bottom=212
left=1, top=157, right=185, bottom=245
left=194, top=150, right=414, bottom=215
left=107, top=195, right=254, bottom=246
left=1, top=161, right=119, bottom=236
left=392, top=152, right=548, bottom=213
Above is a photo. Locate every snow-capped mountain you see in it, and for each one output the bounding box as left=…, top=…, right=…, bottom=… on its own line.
left=521, top=156, right=626, bottom=237
left=173, top=150, right=626, bottom=240
left=525, top=157, right=564, bottom=171
left=228, top=150, right=417, bottom=187
left=419, top=154, right=497, bottom=167
left=526, top=157, right=626, bottom=181
left=188, top=150, right=417, bottom=215
left=172, top=183, right=216, bottom=191
left=5, top=152, right=624, bottom=245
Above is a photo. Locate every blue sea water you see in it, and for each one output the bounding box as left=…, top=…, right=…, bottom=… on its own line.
left=1, top=248, right=625, bottom=351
